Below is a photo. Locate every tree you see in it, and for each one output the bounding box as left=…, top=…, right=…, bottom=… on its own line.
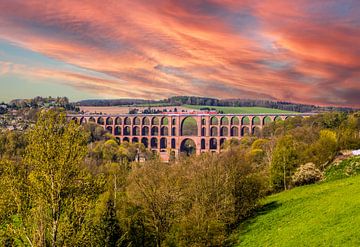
left=25, top=110, right=89, bottom=246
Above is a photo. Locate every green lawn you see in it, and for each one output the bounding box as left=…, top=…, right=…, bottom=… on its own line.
left=236, top=174, right=360, bottom=246
left=183, top=105, right=296, bottom=114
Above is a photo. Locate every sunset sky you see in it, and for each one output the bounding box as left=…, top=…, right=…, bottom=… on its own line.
left=0, top=0, right=359, bottom=107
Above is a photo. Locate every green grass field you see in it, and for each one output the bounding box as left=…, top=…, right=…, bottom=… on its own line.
left=236, top=165, right=360, bottom=246
left=183, top=105, right=296, bottom=114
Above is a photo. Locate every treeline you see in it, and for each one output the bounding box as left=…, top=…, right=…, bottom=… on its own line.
left=77, top=96, right=357, bottom=113
left=0, top=110, right=360, bottom=246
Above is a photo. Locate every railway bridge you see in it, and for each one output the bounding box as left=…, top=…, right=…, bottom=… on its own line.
left=68, top=113, right=313, bottom=160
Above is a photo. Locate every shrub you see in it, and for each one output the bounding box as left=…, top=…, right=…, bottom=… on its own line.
left=292, top=163, right=323, bottom=186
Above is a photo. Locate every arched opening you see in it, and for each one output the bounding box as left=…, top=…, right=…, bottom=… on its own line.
left=151, top=138, right=158, bottom=149
left=161, top=117, right=168, bottom=125
left=241, top=116, right=250, bottom=125
left=89, top=117, right=96, bottom=123
left=124, top=117, right=131, bottom=125
left=210, top=138, right=217, bottom=150
left=263, top=116, right=272, bottom=125
left=201, top=139, right=206, bottom=149
left=201, top=127, right=206, bottom=136
left=115, top=117, right=122, bottom=125
left=71, top=117, right=78, bottom=124
left=220, top=126, right=228, bottom=136
left=124, top=126, right=131, bottom=136
left=152, top=117, right=159, bottom=125
left=241, top=126, right=250, bottom=136
left=133, top=117, right=140, bottom=125
left=161, top=126, right=168, bottom=136
left=220, top=117, right=229, bottom=125
left=252, top=116, right=261, bottom=125
left=180, top=138, right=196, bottom=156
left=115, top=137, right=121, bottom=144
left=171, top=127, right=176, bottom=136
left=252, top=126, right=262, bottom=137
left=172, top=118, right=176, bottom=125
left=132, top=137, right=139, bottom=143
left=201, top=118, right=206, bottom=125
left=230, top=126, right=239, bottom=136
left=106, top=117, right=113, bottom=125
left=210, top=117, right=218, bottom=125
left=97, top=117, right=104, bottom=125
left=123, top=137, right=130, bottom=143
left=141, top=137, right=148, bottom=148
left=142, top=126, right=149, bottom=136
left=142, top=117, right=150, bottom=125
left=115, top=126, right=121, bottom=135
left=220, top=138, right=226, bottom=149
left=106, top=126, right=113, bottom=134
left=274, top=116, right=283, bottom=121
left=160, top=138, right=167, bottom=149
left=80, top=117, right=86, bottom=124
left=231, top=116, right=239, bottom=125
left=133, top=126, right=140, bottom=136
left=181, top=117, right=198, bottom=136
left=151, top=126, right=159, bottom=136
left=210, top=126, right=218, bottom=136
left=171, top=138, right=176, bottom=149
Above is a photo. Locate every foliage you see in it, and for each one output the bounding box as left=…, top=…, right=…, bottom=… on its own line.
left=292, top=163, right=323, bottom=186
left=324, top=156, right=360, bottom=182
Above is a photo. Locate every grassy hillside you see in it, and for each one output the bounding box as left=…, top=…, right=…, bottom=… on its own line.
left=236, top=165, right=360, bottom=246
left=183, top=105, right=296, bottom=114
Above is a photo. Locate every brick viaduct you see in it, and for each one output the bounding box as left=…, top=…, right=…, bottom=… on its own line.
left=68, top=113, right=313, bottom=160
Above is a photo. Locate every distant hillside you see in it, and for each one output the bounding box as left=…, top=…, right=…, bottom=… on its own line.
left=77, top=96, right=357, bottom=113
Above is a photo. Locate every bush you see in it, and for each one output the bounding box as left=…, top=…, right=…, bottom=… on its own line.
left=292, top=163, right=323, bottom=186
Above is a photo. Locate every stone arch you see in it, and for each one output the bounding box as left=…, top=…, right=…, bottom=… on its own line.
left=231, top=116, right=239, bottom=125
left=201, top=118, right=206, bottom=125
left=97, top=117, right=104, bottom=125
left=220, top=126, right=228, bottom=136
left=210, top=116, right=218, bottom=125
left=161, top=126, right=168, bottom=136
left=201, top=127, right=206, bottom=136
left=123, top=137, right=130, bottom=143
left=115, top=126, right=121, bottom=135
left=141, top=137, right=149, bottom=148
left=171, top=127, right=176, bottom=136
left=142, top=117, right=150, bottom=125
left=220, top=116, right=229, bottom=125
left=210, top=126, right=218, bottom=136
left=133, top=126, right=140, bottom=136
left=274, top=116, right=282, bottom=121
left=181, top=117, right=198, bottom=136
left=230, top=126, right=239, bottom=136
left=171, top=138, right=176, bottom=149
left=220, top=138, right=226, bottom=149
left=252, top=116, right=261, bottom=125
left=252, top=126, right=262, bottom=137
left=210, top=138, right=217, bottom=149
left=115, top=117, right=122, bottom=125
left=71, top=117, right=78, bottom=123
left=241, top=126, right=250, bottom=136
left=106, top=126, right=113, bottom=134
left=106, top=117, right=113, bottom=125
left=152, top=117, right=159, bottom=125
left=172, top=118, right=176, bottom=125
left=124, top=117, right=131, bottom=125
left=180, top=138, right=196, bottom=155
left=142, top=126, right=149, bottom=136
left=201, top=139, right=206, bottom=149
left=151, top=138, right=158, bottom=148
left=161, top=117, right=168, bottom=125
left=124, top=126, right=131, bottom=136
left=160, top=137, right=167, bottom=149
left=80, top=117, right=86, bottom=124
left=133, top=117, right=140, bottom=125
left=151, top=126, right=159, bottom=136
left=241, top=116, right=250, bottom=125
left=132, top=137, right=139, bottom=143
left=89, top=117, right=96, bottom=123
left=263, top=116, right=272, bottom=125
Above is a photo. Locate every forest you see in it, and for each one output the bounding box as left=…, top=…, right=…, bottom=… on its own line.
left=0, top=110, right=360, bottom=246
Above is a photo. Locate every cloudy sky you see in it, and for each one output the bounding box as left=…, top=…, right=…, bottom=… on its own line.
left=0, top=0, right=359, bottom=106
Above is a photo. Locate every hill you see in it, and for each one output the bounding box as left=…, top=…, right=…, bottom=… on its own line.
left=236, top=156, right=360, bottom=246
left=183, top=105, right=296, bottom=114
